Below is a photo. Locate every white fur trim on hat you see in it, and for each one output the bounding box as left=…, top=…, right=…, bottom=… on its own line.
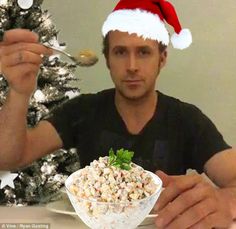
left=171, top=29, right=192, bottom=50
left=102, top=9, right=170, bottom=45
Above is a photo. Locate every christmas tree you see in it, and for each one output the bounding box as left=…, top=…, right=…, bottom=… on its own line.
left=0, top=0, right=95, bottom=205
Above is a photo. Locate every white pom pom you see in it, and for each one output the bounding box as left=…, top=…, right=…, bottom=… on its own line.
left=34, top=89, right=45, bottom=102
left=171, top=29, right=192, bottom=50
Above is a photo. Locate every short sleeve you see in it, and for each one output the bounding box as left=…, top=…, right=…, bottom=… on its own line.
left=44, top=92, right=98, bottom=150
left=44, top=97, right=81, bottom=149
left=182, top=104, right=231, bottom=172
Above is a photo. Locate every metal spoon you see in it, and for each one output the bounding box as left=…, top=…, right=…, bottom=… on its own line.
left=43, top=44, right=98, bottom=67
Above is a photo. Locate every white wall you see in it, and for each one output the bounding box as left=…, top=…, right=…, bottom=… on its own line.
left=43, top=0, right=236, bottom=145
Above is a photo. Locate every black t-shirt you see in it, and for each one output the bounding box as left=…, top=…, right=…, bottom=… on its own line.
left=46, top=89, right=230, bottom=175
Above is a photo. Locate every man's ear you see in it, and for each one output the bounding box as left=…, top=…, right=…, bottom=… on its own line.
left=105, top=56, right=110, bottom=69
left=160, top=50, right=167, bottom=69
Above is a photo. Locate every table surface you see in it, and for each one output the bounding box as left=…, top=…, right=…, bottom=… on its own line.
left=0, top=206, right=235, bottom=229
left=0, top=206, right=158, bottom=229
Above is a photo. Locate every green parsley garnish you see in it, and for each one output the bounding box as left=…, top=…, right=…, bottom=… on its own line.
left=108, top=148, right=134, bottom=170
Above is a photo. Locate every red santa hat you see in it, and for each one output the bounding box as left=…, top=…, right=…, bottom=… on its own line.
left=102, top=0, right=192, bottom=50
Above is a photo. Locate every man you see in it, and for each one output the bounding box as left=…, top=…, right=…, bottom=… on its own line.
left=0, top=0, right=236, bottom=228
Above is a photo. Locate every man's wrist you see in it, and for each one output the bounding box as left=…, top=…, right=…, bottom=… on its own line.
left=8, top=89, right=31, bottom=103
left=219, top=186, right=236, bottom=220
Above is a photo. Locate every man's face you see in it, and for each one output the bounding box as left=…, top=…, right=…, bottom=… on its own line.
left=106, top=31, right=167, bottom=101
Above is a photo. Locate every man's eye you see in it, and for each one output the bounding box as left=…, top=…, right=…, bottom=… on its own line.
left=139, top=49, right=151, bottom=56
left=114, top=49, right=126, bottom=56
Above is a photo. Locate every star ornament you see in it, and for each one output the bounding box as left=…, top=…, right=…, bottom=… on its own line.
left=0, top=171, right=18, bottom=189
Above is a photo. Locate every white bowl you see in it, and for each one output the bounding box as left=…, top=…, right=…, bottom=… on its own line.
left=65, top=170, right=162, bottom=229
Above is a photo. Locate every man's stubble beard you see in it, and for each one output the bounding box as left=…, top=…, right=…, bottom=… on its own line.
left=116, top=86, right=152, bottom=102
left=116, top=61, right=161, bottom=102
left=113, top=60, right=161, bottom=102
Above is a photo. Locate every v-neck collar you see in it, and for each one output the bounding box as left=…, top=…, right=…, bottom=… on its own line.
left=111, top=90, right=165, bottom=137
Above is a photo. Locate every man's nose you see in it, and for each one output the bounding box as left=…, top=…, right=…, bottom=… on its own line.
left=127, top=54, right=138, bottom=73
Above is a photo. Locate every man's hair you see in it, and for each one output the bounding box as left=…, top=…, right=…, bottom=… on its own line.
left=102, top=33, right=167, bottom=58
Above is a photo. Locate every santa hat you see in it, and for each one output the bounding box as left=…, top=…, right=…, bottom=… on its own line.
left=102, top=0, right=192, bottom=50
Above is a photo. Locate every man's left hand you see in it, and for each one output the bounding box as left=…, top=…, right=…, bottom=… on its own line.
left=154, top=170, right=233, bottom=229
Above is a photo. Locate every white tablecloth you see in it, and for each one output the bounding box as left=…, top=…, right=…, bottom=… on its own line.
left=0, top=206, right=157, bottom=229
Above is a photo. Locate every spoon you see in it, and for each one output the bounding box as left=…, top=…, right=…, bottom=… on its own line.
left=43, top=44, right=98, bottom=67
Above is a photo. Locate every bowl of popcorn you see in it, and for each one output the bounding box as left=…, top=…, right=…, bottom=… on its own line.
left=65, top=149, right=162, bottom=229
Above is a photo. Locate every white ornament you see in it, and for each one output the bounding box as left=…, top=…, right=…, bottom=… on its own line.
left=17, top=0, right=33, bottom=9
left=54, top=174, right=66, bottom=183
left=0, top=0, right=8, bottom=6
left=34, top=89, right=46, bottom=102
left=0, top=171, right=18, bottom=189
left=65, top=91, right=80, bottom=99
left=40, top=162, right=56, bottom=175
left=58, top=68, right=67, bottom=75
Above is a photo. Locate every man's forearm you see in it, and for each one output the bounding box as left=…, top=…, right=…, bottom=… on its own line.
left=0, top=89, right=30, bottom=169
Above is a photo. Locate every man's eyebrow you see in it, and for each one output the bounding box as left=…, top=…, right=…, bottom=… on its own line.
left=111, top=46, right=127, bottom=52
left=136, top=45, right=152, bottom=49
left=112, top=45, right=127, bottom=49
left=112, top=45, right=152, bottom=49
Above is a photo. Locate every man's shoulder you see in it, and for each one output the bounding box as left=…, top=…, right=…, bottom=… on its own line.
left=158, top=92, right=200, bottom=111
left=159, top=92, right=208, bottom=135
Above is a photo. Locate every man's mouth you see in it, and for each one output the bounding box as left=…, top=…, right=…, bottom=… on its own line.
left=124, top=79, right=143, bottom=84
left=122, top=80, right=144, bottom=89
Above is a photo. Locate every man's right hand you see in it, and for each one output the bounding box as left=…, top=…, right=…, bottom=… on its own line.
left=0, top=29, right=52, bottom=98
